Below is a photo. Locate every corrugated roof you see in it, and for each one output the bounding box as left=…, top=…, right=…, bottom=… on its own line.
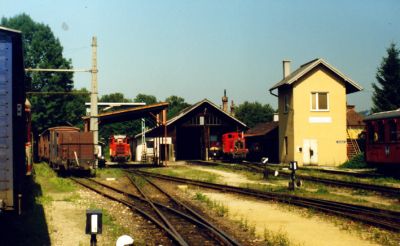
left=364, top=108, right=400, bottom=121
left=245, top=121, right=278, bottom=137
left=269, top=58, right=363, bottom=94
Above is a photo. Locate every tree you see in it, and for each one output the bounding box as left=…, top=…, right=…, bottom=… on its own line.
left=134, top=93, right=157, bottom=105
left=235, top=101, right=275, bottom=128
left=65, top=88, right=90, bottom=128
left=165, top=95, right=190, bottom=119
left=1, top=14, right=79, bottom=134
left=372, top=43, right=400, bottom=113
left=100, top=92, right=131, bottom=104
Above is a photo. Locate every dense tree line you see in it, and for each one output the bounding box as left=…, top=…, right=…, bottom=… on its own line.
left=372, top=43, right=400, bottom=113
left=234, top=101, right=275, bottom=128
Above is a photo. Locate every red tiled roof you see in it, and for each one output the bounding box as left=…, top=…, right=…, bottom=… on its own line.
left=347, top=106, right=365, bottom=126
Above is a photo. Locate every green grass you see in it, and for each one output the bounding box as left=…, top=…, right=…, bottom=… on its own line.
left=193, top=192, right=229, bottom=217
left=35, top=194, right=53, bottom=205
left=263, top=228, right=291, bottom=246
left=315, top=187, right=330, bottom=195
left=96, top=168, right=125, bottom=178
left=34, top=163, right=76, bottom=193
left=145, top=166, right=219, bottom=183
left=340, top=153, right=369, bottom=169
left=62, top=193, right=81, bottom=202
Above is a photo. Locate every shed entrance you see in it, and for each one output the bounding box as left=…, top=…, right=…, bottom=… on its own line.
left=176, top=127, right=202, bottom=160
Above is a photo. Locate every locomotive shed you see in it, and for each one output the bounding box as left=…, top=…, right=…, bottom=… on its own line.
left=136, top=99, right=248, bottom=161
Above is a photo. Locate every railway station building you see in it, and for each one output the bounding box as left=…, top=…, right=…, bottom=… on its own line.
left=135, top=98, right=248, bottom=161
left=269, top=58, right=363, bottom=166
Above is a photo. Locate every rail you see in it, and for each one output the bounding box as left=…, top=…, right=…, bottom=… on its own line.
left=128, top=170, right=400, bottom=232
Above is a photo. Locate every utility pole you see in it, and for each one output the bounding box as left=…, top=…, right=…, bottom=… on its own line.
left=90, top=37, right=99, bottom=166
left=25, top=36, right=99, bottom=167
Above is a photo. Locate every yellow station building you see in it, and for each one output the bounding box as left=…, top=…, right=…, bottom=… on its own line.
left=269, top=58, right=363, bottom=166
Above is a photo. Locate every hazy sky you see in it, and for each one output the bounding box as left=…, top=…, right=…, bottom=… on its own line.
left=2, top=0, right=400, bottom=111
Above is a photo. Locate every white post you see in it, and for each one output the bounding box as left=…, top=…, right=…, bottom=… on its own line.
left=90, top=37, right=99, bottom=166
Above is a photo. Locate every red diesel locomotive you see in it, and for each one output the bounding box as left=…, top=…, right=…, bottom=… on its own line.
left=221, top=132, right=248, bottom=160
left=364, top=109, right=400, bottom=165
left=109, top=135, right=131, bottom=162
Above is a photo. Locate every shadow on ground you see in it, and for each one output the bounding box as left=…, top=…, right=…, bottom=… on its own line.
left=0, top=175, right=50, bottom=245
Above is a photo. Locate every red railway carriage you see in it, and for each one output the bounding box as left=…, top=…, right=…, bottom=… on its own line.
left=221, top=132, right=248, bottom=160
left=109, top=135, right=131, bottom=162
left=364, top=109, right=400, bottom=165
left=38, top=126, right=96, bottom=171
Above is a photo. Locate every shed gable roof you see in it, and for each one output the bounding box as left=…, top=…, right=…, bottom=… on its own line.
left=269, top=58, right=363, bottom=94
left=167, top=98, right=247, bottom=127
left=135, top=99, right=247, bottom=138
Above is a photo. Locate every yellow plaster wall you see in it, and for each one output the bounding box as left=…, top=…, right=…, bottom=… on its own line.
left=278, top=67, right=348, bottom=166
left=294, top=68, right=347, bottom=166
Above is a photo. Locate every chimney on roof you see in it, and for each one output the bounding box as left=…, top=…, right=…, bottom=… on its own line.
left=230, top=100, right=235, bottom=117
left=283, top=60, right=291, bottom=78
left=222, top=89, right=228, bottom=112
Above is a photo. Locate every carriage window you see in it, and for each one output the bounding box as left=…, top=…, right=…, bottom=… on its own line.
left=389, top=120, right=398, bottom=142
left=368, top=123, right=376, bottom=143
left=377, top=121, right=385, bottom=142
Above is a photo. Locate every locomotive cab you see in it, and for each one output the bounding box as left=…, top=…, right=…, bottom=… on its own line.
left=222, top=132, right=248, bottom=161
left=109, top=135, right=131, bottom=162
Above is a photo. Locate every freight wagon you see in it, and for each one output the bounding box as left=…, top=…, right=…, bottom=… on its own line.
left=0, top=27, right=26, bottom=212
left=38, top=126, right=96, bottom=172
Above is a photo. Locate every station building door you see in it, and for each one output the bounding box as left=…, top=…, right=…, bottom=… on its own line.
left=176, top=127, right=202, bottom=160
left=303, top=139, right=318, bottom=165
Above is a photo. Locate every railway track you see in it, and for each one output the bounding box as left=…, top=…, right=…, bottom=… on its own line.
left=242, top=162, right=400, bottom=197
left=71, top=177, right=241, bottom=246
left=128, top=170, right=400, bottom=232
left=128, top=172, right=241, bottom=246
left=189, top=160, right=400, bottom=197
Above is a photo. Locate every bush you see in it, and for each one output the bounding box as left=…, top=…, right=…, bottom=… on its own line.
left=340, top=153, right=368, bottom=169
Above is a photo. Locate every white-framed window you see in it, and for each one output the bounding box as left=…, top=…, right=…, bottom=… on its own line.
left=311, top=92, right=329, bottom=111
